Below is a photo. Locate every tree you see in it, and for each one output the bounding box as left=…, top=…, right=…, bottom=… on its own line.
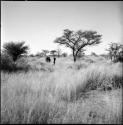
left=50, top=50, right=57, bottom=57
left=118, top=45, right=123, bottom=62
left=2, top=41, right=29, bottom=62
left=42, top=50, right=49, bottom=56
left=57, top=48, right=62, bottom=58
left=54, top=29, right=102, bottom=62
left=77, top=49, right=85, bottom=58
left=106, top=42, right=123, bottom=62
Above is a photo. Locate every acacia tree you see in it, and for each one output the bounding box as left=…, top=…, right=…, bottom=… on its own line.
left=42, top=50, right=49, bottom=56
left=50, top=50, right=57, bottom=57
left=2, top=41, right=29, bottom=62
left=57, top=48, right=62, bottom=58
left=77, top=49, right=85, bottom=58
left=106, top=42, right=123, bottom=62
left=54, top=29, right=102, bottom=62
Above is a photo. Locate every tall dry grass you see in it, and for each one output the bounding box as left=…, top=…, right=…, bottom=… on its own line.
left=1, top=57, right=123, bottom=124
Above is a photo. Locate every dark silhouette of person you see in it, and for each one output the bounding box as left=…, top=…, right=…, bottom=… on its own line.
left=48, top=57, right=51, bottom=62
left=53, top=57, right=56, bottom=65
left=46, top=56, right=51, bottom=63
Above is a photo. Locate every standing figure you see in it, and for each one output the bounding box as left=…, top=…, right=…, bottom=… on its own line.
left=53, top=57, right=56, bottom=65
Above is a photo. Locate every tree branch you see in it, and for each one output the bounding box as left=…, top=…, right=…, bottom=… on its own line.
left=54, top=37, right=73, bottom=49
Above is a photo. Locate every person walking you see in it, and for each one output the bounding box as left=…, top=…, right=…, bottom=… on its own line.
left=53, top=57, right=56, bottom=65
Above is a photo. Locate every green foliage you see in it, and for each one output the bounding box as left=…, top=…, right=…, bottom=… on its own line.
left=2, top=41, right=29, bottom=62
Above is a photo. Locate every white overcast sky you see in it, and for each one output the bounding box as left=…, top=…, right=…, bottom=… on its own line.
left=1, top=1, right=123, bottom=55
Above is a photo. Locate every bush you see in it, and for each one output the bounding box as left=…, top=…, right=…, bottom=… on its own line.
left=106, top=42, right=123, bottom=63
left=29, top=54, right=35, bottom=57
left=2, top=41, right=29, bottom=62
left=74, top=62, right=89, bottom=70
left=62, top=53, right=67, bottom=57
left=75, top=64, right=123, bottom=99
left=15, top=57, right=31, bottom=72
left=1, top=53, right=15, bottom=72
left=91, top=52, right=98, bottom=57
left=1, top=53, right=30, bottom=72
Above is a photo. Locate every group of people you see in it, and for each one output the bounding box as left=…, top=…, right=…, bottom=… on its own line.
left=45, top=56, right=56, bottom=65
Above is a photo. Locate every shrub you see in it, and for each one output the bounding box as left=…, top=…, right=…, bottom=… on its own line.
left=29, top=54, right=35, bottom=57
left=74, top=62, right=89, bottom=70
left=62, top=53, right=68, bottom=57
left=2, top=41, right=29, bottom=62
left=106, top=42, right=123, bottom=63
left=15, top=57, right=31, bottom=72
left=1, top=53, right=15, bottom=72
left=1, top=53, right=30, bottom=72
left=75, top=63, right=123, bottom=99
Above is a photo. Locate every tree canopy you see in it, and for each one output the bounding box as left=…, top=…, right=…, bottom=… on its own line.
left=106, top=42, right=123, bottom=62
left=2, top=41, right=29, bottom=62
left=54, top=29, right=102, bottom=62
left=42, top=50, right=49, bottom=56
left=50, top=50, right=57, bottom=57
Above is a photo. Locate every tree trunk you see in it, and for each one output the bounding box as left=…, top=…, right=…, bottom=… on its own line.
left=110, top=55, right=112, bottom=61
left=72, top=49, right=76, bottom=62
left=73, top=56, right=76, bottom=62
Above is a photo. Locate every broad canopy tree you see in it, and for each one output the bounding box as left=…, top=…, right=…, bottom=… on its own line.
left=54, top=29, right=102, bottom=62
left=57, top=48, right=62, bottom=58
left=50, top=50, right=57, bottom=57
left=2, top=41, right=29, bottom=62
left=42, top=50, right=49, bottom=56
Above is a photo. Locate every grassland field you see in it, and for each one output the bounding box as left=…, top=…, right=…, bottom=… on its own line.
left=1, top=55, right=123, bottom=124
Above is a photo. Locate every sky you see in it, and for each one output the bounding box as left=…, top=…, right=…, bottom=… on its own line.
left=1, top=1, right=122, bottom=55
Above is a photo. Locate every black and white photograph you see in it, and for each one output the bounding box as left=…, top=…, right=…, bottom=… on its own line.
left=1, top=1, right=123, bottom=124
